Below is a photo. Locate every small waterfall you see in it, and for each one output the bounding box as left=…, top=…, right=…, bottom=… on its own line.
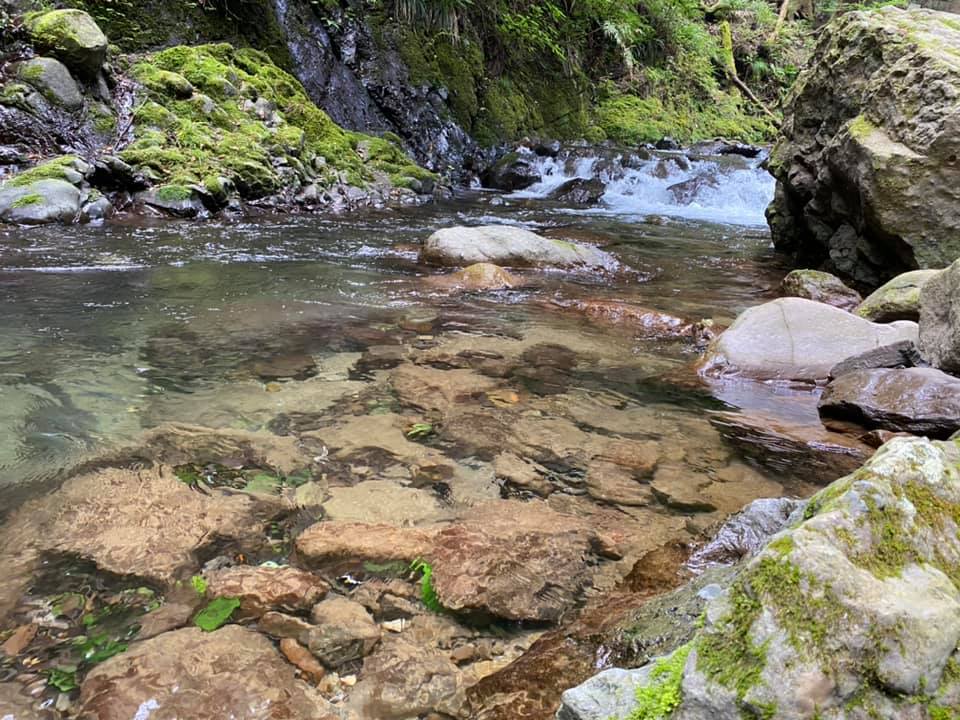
left=509, top=147, right=776, bottom=227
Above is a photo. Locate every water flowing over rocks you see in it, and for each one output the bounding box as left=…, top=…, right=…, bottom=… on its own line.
left=767, top=7, right=960, bottom=286
left=421, top=225, right=618, bottom=271
left=562, top=436, right=960, bottom=720
left=699, top=298, right=919, bottom=382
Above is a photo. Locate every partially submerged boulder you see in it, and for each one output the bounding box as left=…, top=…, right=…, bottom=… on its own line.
left=425, top=262, right=522, bottom=292
left=699, top=298, right=918, bottom=382
left=481, top=152, right=541, bottom=191
left=780, top=269, right=861, bottom=311
left=420, top=225, right=618, bottom=271
left=919, top=258, right=960, bottom=373
left=819, top=367, right=960, bottom=437
left=566, top=436, right=960, bottom=719
left=767, top=7, right=960, bottom=285
left=547, top=177, right=606, bottom=205
left=24, top=9, right=108, bottom=79
left=855, top=269, right=941, bottom=323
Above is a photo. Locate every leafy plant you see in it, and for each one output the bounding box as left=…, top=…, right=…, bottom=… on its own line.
left=409, top=558, right=444, bottom=613
left=194, top=597, right=241, bottom=632
left=406, top=422, right=436, bottom=440
left=190, top=575, right=208, bottom=597
left=45, top=667, right=79, bottom=692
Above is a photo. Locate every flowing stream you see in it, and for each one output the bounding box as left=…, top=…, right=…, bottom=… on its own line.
left=0, top=150, right=854, bottom=718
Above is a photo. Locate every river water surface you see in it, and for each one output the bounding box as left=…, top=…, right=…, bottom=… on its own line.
left=0, top=150, right=862, bottom=718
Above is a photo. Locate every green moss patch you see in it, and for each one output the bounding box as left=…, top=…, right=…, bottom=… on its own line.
left=630, top=644, right=692, bottom=720
left=6, top=156, right=80, bottom=188
left=11, top=193, right=43, bottom=208
left=121, top=44, right=432, bottom=201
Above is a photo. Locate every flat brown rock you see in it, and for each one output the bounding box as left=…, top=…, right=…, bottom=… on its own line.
left=295, top=522, right=438, bottom=568
left=77, top=626, right=340, bottom=719
left=391, top=364, right=501, bottom=414
left=206, top=565, right=329, bottom=618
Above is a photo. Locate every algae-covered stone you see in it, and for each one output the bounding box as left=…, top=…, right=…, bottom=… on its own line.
left=769, top=7, right=960, bottom=285
left=25, top=9, right=108, bottom=79
left=0, top=179, right=80, bottom=225
left=17, top=57, right=82, bottom=111
left=856, top=269, right=941, bottom=323
left=613, top=436, right=960, bottom=719
left=780, top=269, right=861, bottom=311
left=919, top=258, right=960, bottom=373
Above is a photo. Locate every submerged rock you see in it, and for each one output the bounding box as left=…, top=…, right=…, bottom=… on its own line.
left=0, top=179, right=80, bottom=225
left=699, top=298, right=918, bottom=382
left=425, top=263, right=522, bottom=292
left=780, top=269, right=861, bottom=311
left=205, top=565, right=329, bottom=618
left=919, top=258, right=960, bottom=373
left=421, top=225, right=618, bottom=271
left=855, top=269, right=941, bottom=323
left=77, top=626, right=340, bottom=719
left=768, top=7, right=960, bottom=284
left=308, top=596, right=382, bottom=668
left=819, top=367, right=960, bottom=437
left=590, top=436, right=960, bottom=720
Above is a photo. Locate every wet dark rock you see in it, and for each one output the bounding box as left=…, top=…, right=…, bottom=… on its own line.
left=667, top=173, right=719, bottom=204
left=356, top=345, right=408, bottom=372
left=919, top=258, right=960, bottom=373
left=856, top=269, right=941, bottom=323
left=819, top=367, right=960, bottom=438
left=699, top=298, right=918, bottom=382
left=780, top=269, right=861, bottom=311
left=481, top=152, right=541, bottom=191
left=308, top=596, right=382, bottom=667
left=80, top=195, right=113, bottom=221
left=89, top=155, right=147, bottom=191
left=135, top=187, right=206, bottom=219
left=0, top=179, right=80, bottom=225
left=655, top=137, right=680, bottom=151
left=687, top=497, right=804, bottom=571
left=829, top=340, right=925, bottom=379
left=547, top=178, right=605, bottom=205
left=533, top=139, right=562, bottom=157
left=17, top=57, right=83, bottom=111
left=77, top=626, right=340, bottom=719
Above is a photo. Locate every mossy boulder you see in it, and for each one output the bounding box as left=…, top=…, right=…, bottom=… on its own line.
left=856, top=269, right=942, bottom=323
left=571, top=436, right=960, bottom=720
left=120, top=43, right=433, bottom=206
left=780, top=269, right=862, bottom=312
left=0, top=179, right=80, bottom=224
left=24, top=9, right=108, bottom=79
left=769, top=7, right=960, bottom=287
left=17, top=57, right=83, bottom=111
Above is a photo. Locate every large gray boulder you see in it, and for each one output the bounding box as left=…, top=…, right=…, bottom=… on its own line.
left=421, top=225, right=618, bottom=271
left=17, top=57, right=83, bottom=111
left=819, top=367, right=960, bottom=437
left=919, top=258, right=960, bottom=372
left=767, top=7, right=960, bottom=286
left=565, top=436, right=960, bottom=720
left=699, top=298, right=919, bottom=382
left=0, top=179, right=80, bottom=225
left=856, top=269, right=942, bottom=323
left=24, top=9, right=108, bottom=79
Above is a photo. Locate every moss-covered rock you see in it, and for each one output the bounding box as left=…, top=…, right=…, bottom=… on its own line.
left=769, top=7, right=960, bottom=287
left=17, top=56, right=83, bottom=111
left=617, top=436, right=960, bottom=720
left=24, top=9, right=108, bottom=78
left=856, top=269, right=942, bottom=323
left=119, top=43, right=432, bottom=205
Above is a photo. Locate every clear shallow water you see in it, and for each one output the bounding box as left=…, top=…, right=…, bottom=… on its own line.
left=0, top=189, right=798, bottom=499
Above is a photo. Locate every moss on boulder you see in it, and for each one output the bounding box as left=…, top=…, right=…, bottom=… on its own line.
left=120, top=44, right=433, bottom=203
left=24, top=9, right=108, bottom=78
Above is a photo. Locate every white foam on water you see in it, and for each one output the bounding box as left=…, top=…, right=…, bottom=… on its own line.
left=509, top=150, right=775, bottom=227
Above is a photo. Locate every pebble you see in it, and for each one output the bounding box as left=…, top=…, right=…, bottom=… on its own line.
left=382, top=618, right=406, bottom=633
